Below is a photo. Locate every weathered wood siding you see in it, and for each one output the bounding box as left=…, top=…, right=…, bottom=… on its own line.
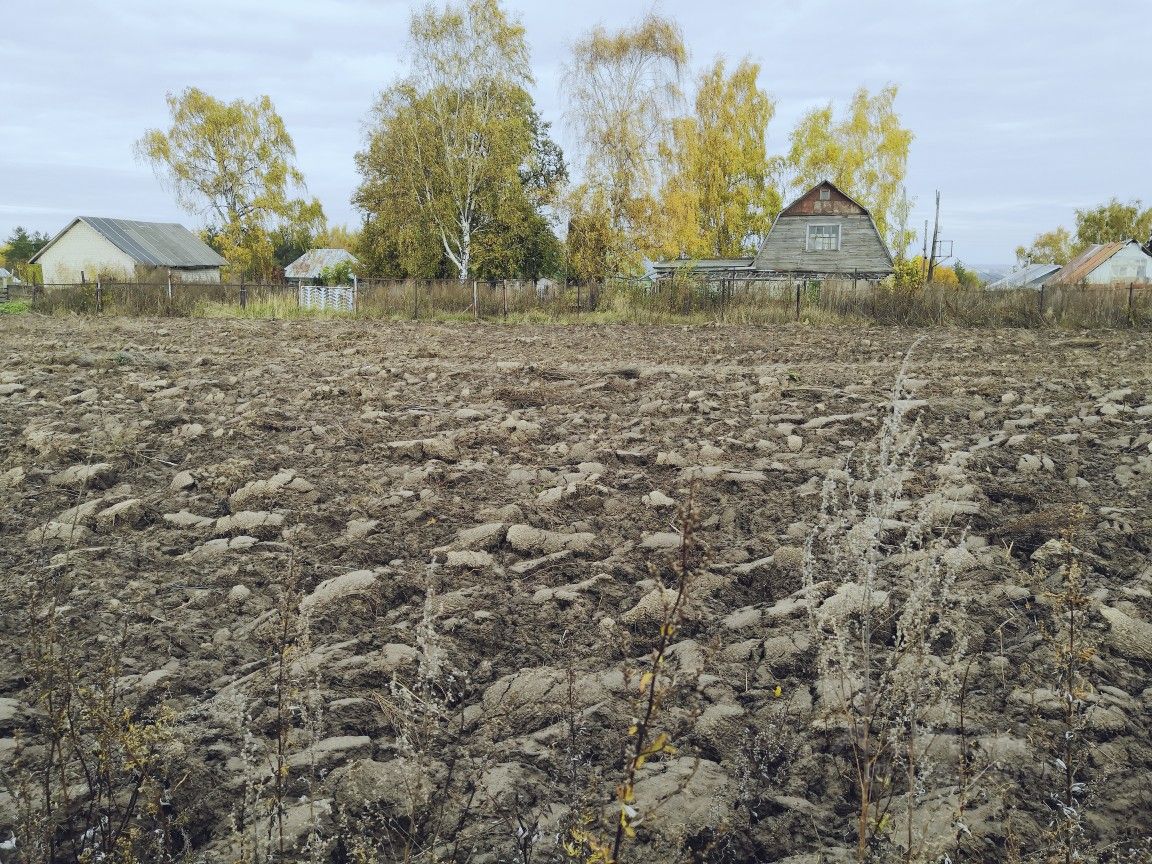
left=780, top=182, right=865, bottom=217
left=753, top=214, right=893, bottom=275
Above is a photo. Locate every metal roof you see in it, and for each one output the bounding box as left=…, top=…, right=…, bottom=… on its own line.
left=1045, top=241, right=1134, bottom=286
left=986, top=262, right=1062, bottom=291
left=652, top=257, right=755, bottom=272
left=30, top=217, right=226, bottom=268
left=284, top=248, right=359, bottom=279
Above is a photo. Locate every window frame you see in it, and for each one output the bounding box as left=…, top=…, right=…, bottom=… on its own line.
left=806, top=223, right=841, bottom=252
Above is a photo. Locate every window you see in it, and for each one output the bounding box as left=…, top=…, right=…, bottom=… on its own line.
left=819, top=187, right=831, bottom=201
left=807, top=224, right=840, bottom=251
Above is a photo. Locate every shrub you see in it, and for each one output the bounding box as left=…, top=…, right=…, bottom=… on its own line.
left=804, top=338, right=976, bottom=862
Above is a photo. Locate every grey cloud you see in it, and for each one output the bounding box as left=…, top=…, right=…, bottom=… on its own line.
left=2, top=0, right=1148, bottom=265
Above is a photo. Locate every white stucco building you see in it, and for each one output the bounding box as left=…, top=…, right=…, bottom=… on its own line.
left=30, top=217, right=226, bottom=284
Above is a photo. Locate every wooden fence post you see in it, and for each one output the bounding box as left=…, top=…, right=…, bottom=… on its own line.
left=1129, top=281, right=1135, bottom=323
left=95, top=281, right=102, bottom=314
left=166, top=271, right=173, bottom=301
left=1038, top=284, right=1045, bottom=318
left=240, top=283, right=248, bottom=310
left=473, top=280, right=479, bottom=322
left=502, top=280, right=508, bottom=320
left=413, top=280, right=419, bottom=320
left=795, top=280, right=801, bottom=321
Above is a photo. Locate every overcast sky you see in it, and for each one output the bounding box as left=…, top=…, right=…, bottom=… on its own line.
left=2, top=0, right=1149, bottom=267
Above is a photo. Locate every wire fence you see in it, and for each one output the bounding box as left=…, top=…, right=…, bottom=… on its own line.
left=17, top=277, right=1152, bottom=328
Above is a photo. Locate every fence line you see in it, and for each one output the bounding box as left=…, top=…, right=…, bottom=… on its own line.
left=21, top=278, right=1152, bottom=329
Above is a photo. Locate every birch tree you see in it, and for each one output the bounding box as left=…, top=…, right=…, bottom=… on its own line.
left=136, top=87, right=324, bottom=279
left=656, top=58, right=779, bottom=260
left=784, top=84, right=913, bottom=253
left=355, top=0, right=534, bottom=281
left=1015, top=199, right=1152, bottom=266
left=563, top=13, right=687, bottom=275
left=1015, top=226, right=1075, bottom=266
left=355, top=83, right=564, bottom=280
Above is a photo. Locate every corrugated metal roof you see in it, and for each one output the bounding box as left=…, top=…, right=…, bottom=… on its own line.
left=30, top=217, right=226, bottom=268
left=653, top=257, right=755, bottom=272
left=1045, top=241, right=1130, bottom=286
left=986, top=262, right=1062, bottom=291
left=284, top=248, right=359, bottom=279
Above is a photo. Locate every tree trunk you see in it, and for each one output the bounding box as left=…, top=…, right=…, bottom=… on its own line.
left=460, top=219, right=471, bottom=282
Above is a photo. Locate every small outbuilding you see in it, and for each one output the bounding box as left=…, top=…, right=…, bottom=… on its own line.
left=1045, top=240, right=1152, bottom=287
left=284, top=248, right=358, bottom=284
left=654, top=180, right=894, bottom=281
left=29, top=217, right=225, bottom=284
left=986, top=262, right=1062, bottom=291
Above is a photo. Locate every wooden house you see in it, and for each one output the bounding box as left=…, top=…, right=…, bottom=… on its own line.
left=654, top=180, right=894, bottom=281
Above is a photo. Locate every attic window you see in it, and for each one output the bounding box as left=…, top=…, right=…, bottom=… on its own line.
left=819, top=188, right=831, bottom=201
left=807, top=224, right=840, bottom=251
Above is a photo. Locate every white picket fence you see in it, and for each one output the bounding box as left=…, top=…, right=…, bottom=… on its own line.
left=298, top=284, right=355, bottom=312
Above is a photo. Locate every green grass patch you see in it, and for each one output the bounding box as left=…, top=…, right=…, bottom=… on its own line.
left=0, top=300, right=30, bottom=314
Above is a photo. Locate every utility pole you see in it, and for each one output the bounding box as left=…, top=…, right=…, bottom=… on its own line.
left=920, top=220, right=929, bottom=285
left=926, top=191, right=941, bottom=285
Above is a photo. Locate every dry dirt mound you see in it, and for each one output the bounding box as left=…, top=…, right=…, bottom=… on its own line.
left=1, top=317, right=1151, bottom=862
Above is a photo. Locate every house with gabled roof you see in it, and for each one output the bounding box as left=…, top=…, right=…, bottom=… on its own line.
left=654, top=180, right=895, bottom=281
left=30, top=217, right=226, bottom=284
left=1044, top=240, right=1152, bottom=287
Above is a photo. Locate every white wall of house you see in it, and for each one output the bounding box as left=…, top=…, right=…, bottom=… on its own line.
left=37, top=221, right=138, bottom=284
left=1085, top=243, right=1152, bottom=284
left=172, top=267, right=222, bottom=284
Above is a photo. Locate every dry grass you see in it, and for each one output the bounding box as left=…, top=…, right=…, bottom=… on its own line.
left=21, top=279, right=1152, bottom=329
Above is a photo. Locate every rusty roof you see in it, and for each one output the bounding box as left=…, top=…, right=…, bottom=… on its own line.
left=1046, top=241, right=1129, bottom=286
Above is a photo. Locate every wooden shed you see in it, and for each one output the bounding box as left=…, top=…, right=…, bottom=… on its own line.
left=653, top=181, right=894, bottom=281
left=750, top=181, right=893, bottom=278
